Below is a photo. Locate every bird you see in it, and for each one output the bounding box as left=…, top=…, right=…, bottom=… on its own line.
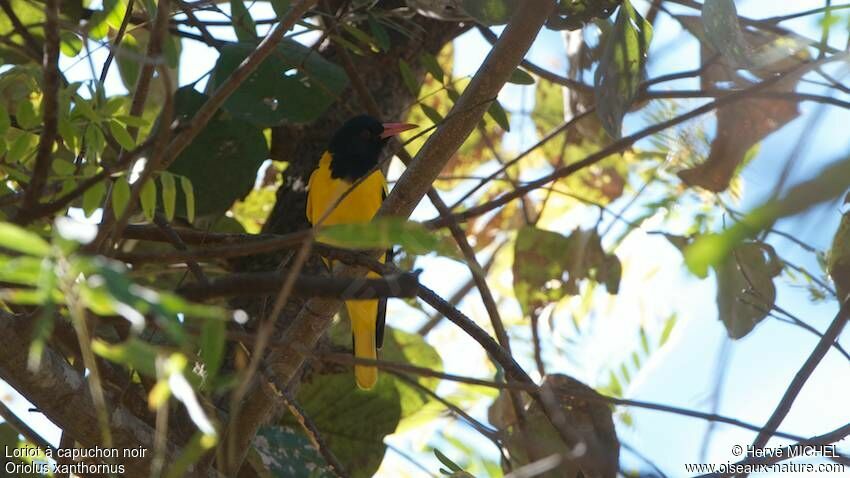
left=306, top=115, right=417, bottom=390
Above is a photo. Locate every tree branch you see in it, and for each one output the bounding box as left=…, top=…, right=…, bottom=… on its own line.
left=0, top=312, right=184, bottom=478
left=751, top=299, right=850, bottom=449
left=177, top=270, right=421, bottom=301
left=18, top=0, right=60, bottom=214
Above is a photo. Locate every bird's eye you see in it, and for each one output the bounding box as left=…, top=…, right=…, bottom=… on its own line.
left=360, top=130, right=373, bottom=140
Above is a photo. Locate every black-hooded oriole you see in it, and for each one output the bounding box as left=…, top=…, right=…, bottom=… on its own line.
left=306, top=115, right=417, bottom=389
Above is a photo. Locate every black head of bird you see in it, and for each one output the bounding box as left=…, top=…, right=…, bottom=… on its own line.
left=328, top=115, right=417, bottom=181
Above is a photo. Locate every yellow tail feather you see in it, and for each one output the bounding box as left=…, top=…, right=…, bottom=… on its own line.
left=347, top=300, right=378, bottom=390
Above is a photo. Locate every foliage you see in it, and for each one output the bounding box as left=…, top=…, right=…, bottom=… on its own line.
left=594, top=0, right=653, bottom=138
left=167, top=87, right=269, bottom=218
left=209, top=41, right=349, bottom=126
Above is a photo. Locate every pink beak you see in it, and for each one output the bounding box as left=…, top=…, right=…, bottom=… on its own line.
left=380, top=122, right=418, bottom=139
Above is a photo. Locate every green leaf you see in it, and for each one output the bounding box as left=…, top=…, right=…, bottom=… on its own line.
left=594, top=0, right=653, bottom=138
left=462, top=0, right=519, bottom=25
left=59, top=31, right=83, bottom=57
left=0, top=256, right=43, bottom=286
left=317, top=218, right=457, bottom=257
left=115, top=32, right=142, bottom=91
left=210, top=41, right=348, bottom=126
left=160, top=171, right=177, bottom=221
left=111, top=175, right=131, bottom=219
left=166, top=88, right=269, bottom=217
left=341, top=23, right=379, bottom=51
left=701, top=0, right=752, bottom=68
left=140, top=178, right=157, bottom=221
left=434, top=449, right=463, bottom=473
left=179, top=176, right=195, bottom=223
left=102, top=0, right=129, bottom=30
left=108, top=119, right=135, bottom=150
left=420, top=53, right=445, bottom=83
left=368, top=14, right=390, bottom=51
left=507, top=67, right=535, bottom=85
left=620, top=363, right=631, bottom=383
left=88, top=11, right=110, bottom=40
left=253, top=426, right=333, bottom=477
left=0, top=222, right=50, bottom=256
left=828, top=208, right=850, bottom=300
left=6, top=130, right=38, bottom=163
left=200, top=317, right=226, bottom=382
left=0, top=103, right=9, bottom=136
left=283, top=373, right=401, bottom=478
left=74, top=96, right=99, bottom=122
left=659, top=314, right=677, bottom=346
left=92, top=338, right=158, bottom=377
left=398, top=59, right=419, bottom=95
left=15, top=99, right=38, bottom=129
left=715, top=242, right=781, bottom=339
left=83, top=179, right=107, bottom=218
left=487, top=99, right=511, bottom=132
left=229, top=0, right=257, bottom=42
left=58, top=116, right=78, bottom=152
left=84, top=123, right=105, bottom=160
left=116, top=114, right=148, bottom=128
left=608, top=370, right=623, bottom=397
left=513, top=226, right=621, bottom=315
left=420, top=104, right=444, bottom=125
left=330, top=34, right=366, bottom=55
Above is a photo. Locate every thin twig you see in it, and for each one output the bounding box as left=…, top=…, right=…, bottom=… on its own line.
left=153, top=212, right=208, bottom=284
left=429, top=53, right=850, bottom=228
left=99, top=0, right=136, bottom=85
left=318, top=353, right=811, bottom=443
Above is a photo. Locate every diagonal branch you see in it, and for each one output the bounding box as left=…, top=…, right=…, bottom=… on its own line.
left=750, top=299, right=850, bottom=449
left=18, top=0, right=60, bottom=214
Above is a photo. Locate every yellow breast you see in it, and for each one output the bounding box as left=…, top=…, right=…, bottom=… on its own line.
left=306, top=152, right=387, bottom=226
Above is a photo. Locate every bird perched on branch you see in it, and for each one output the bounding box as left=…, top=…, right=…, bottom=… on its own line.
left=306, top=115, right=417, bottom=390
